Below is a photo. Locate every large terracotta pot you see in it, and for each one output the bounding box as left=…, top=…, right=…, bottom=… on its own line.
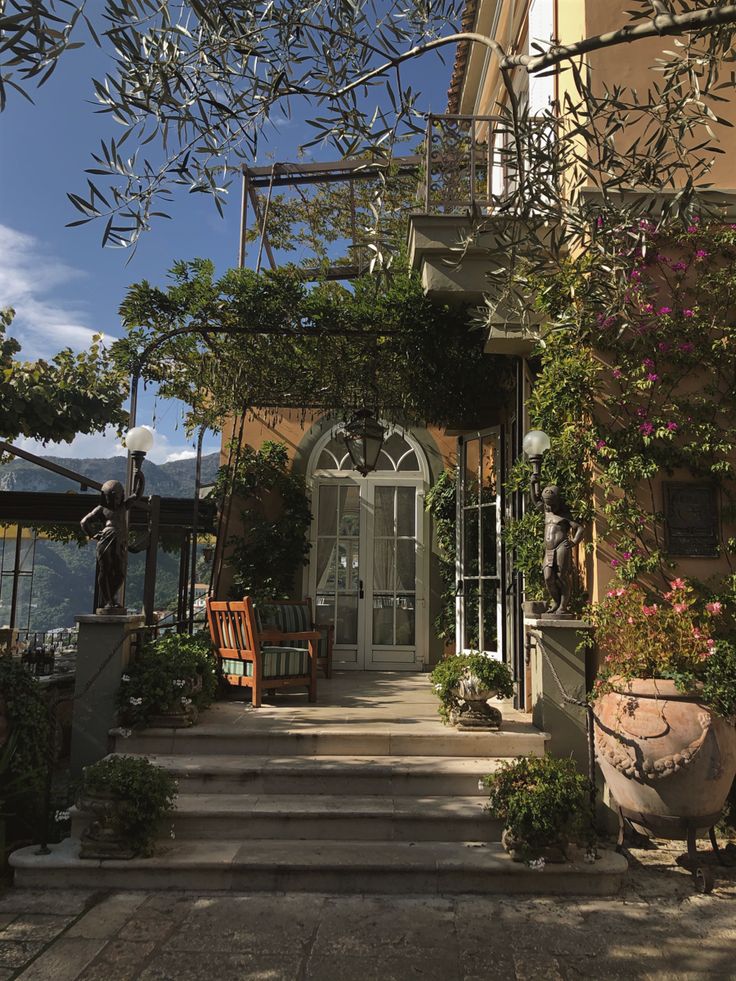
left=594, top=678, right=736, bottom=833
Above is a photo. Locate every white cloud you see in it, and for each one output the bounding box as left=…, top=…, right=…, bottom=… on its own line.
left=12, top=427, right=220, bottom=465
left=0, top=224, right=101, bottom=357
left=165, top=450, right=198, bottom=463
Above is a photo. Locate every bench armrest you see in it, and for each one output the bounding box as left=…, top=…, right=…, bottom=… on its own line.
left=259, top=630, right=322, bottom=642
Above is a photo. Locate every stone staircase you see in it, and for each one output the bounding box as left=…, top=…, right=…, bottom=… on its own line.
left=11, top=675, right=627, bottom=894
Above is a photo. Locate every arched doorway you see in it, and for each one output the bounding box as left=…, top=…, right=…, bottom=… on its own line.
left=306, top=424, right=429, bottom=671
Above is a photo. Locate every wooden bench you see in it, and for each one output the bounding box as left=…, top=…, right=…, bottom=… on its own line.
left=258, top=598, right=333, bottom=679
left=206, top=596, right=319, bottom=707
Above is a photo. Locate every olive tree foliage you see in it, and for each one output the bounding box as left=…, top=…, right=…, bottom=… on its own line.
left=4, top=0, right=736, bottom=257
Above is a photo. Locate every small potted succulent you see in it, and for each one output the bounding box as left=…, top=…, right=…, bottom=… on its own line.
left=483, top=755, right=595, bottom=863
left=589, top=579, right=736, bottom=834
left=118, top=631, right=217, bottom=728
left=430, top=652, right=514, bottom=728
left=78, top=755, right=177, bottom=859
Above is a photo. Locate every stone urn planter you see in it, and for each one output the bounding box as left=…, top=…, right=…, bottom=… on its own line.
left=594, top=678, right=736, bottom=834
left=77, top=790, right=139, bottom=860
left=450, top=670, right=503, bottom=730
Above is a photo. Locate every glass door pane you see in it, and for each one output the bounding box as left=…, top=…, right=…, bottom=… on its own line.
left=314, top=482, right=360, bottom=661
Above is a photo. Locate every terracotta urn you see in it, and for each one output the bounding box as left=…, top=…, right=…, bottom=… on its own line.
left=77, top=791, right=138, bottom=860
left=594, top=678, right=736, bottom=833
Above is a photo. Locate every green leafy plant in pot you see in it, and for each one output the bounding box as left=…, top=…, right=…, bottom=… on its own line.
left=589, top=579, right=736, bottom=835
left=483, top=755, right=595, bottom=863
left=78, top=755, right=177, bottom=859
left=430, top=653, right=514, bottom=728
left=118, top=631, right=217, bottom=728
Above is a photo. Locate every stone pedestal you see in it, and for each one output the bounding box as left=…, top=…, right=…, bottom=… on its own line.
left=526, top=617, right=593, bottom=770
left=70, top=613, right=144, bottom=777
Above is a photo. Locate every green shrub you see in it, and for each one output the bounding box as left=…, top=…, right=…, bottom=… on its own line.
left=702, top=640, right=736, bottom=721
left=81, top=755, right=177, bottom=856
left=483, top=755, right=594, bottom=858
left=430, top=653, right=514, bottom=723
left=118, top=630, right=217, bottom=726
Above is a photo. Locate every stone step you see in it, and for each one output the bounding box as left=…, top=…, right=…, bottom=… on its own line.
left=114, top=724, right=547, bottom=759
left=129, top=754, right=504, bottom=797
left=71, top=794, right=503, bottom=843
left=10, top=838, right=627, bottom=895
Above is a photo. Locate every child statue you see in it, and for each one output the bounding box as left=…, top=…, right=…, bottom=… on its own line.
left=80, top=480, right=132, bottom=614
left=530, top=481, right=586, bottom=618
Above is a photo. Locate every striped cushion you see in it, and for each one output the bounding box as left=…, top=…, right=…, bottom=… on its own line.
left=221, top=647, right=310, bottom=679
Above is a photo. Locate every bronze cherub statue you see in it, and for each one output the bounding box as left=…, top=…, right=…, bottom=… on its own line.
left=530, top=481, right=586, bottom=618
left=80, top=480, right=134, bottom=614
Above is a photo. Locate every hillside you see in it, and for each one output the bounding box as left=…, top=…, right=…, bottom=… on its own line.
left=0, top=453, right=221, bottom=497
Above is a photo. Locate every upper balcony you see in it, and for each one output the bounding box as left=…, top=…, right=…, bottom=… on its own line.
left=408, top=113, right=550, bottom=356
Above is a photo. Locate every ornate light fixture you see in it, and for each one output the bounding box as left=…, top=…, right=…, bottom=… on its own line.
left=522, top=429, right=551, bottom=482
left=125, top=425, right=155, bottom=497
left=342, top=411, right=386, bottom=476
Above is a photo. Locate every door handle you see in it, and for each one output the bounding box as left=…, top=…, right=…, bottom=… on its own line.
left=359, top=579, right=364, bottom=599
left=455, top=579, right=464, bottom=596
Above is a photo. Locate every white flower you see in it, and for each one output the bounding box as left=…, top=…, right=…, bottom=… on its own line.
left=527, top=857, right=546, bottom=871
left=129, top=696, right=143, bottom=706
left=54, top=809, right=71, bottom=822
left=180, top=696, right=192, bottom=706
left=121, top=674, right=130, bottom=683
left=117, top=728, right=132, bottom=739
left=585, top=848, right=597, bottom=864
left=170, top=828, right=176, bottom=840
left=478, top=779, right=485, bottom=792
left=173, top=679, right=186, bottom=688
left=434, top=684, right=442, bottom=691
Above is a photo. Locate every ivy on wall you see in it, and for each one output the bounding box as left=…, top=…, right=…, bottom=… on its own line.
left=218, top=441, right=312, bottom=602
left=425, top=468, right=457, bottom=641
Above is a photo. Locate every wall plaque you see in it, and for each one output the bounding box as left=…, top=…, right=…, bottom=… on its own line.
left=663, top=482, right=719, bottom=557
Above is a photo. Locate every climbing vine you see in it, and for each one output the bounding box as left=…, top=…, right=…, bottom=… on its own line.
left=218, top=441, right=312, bottom=602
left=504, top=220, right=736, bottom=612
left=425, top=468, right=457, bottom=641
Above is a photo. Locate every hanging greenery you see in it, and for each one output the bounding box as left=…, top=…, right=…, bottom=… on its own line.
left=425, top=468, right=457, bottom=641
left=504, top=220, right=736, bottom=611
left=217, top=441, right=312, bottom=602
left=114, top=260, right=509, bottom=434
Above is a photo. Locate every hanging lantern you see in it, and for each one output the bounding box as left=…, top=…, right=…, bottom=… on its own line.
left=342, top=411, right=386, bottom=476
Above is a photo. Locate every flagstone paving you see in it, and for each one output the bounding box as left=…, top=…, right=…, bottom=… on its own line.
left=0, top=840, right=734, bottom=980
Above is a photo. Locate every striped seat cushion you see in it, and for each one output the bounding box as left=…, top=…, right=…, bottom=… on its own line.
left=262, top=603, right=329, bottom=659
left=221, top=647, right=310, bottom=679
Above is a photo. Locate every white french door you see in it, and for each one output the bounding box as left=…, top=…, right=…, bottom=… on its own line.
left=309, top=477, right=426, bottom=670
left=456, top=428, right=504, bottom=659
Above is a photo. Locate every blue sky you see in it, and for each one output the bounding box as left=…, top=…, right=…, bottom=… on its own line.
left=0, top=29, right=452, bottom=464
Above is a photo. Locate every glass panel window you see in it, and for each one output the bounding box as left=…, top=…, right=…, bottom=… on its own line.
left=318, top=485, right=337, bottom=533
left=463, top=582, right=480, bottom=650
left=336, top=594, right=358, bottom=644
left=338, top=485, right=360, bottom=536
left=395, top=596, right=415, bottom=645
left=465, top=438, right=480, bottom=504
left=481, top=437, right=498, bottom=503
left=374, top=486, right=395, bottom=537
left=463, top=511, right=479, bottom=577
left=373, top=540, right=395, bottom=593
left=372, top=599, right=394, bottom=645
left=396, top=487, right=415, bottom=537
left=396, top=540, right=416, bottom=592
left=481, top=579, right=499, bottom=652
left=481, top=505, right=497, bottom=577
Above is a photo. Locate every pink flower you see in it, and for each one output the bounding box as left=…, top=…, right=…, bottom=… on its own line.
left=687, top=225, right=698, bottom=234
left=612, top=368, right=623, bottom=379
left=642, top=303, right=654, bottom=313
left=666, top=421, right=678, bottom=432
left=671, top=578, right=687, bottom=589
left=658, top=306, right=672, bottom=316
left=680, top=342, right=694, bottom=353
left=682, top=309, right=694, bottom=318
left=695, top=250, right=709, bottom=260
left=692, top=627, right=702, bottom=639
left=658, top=341, right=671, bottom=353
left=611, top=559, right=620, bottom=568
left=630, top=269, right=641, bottom=280
left=604, top=655, right=613, bottom=663
left=606, top=590, right=616, bottom=598
left=642, top=604, right=658, bottom=616
left=627, top=616, right=634, bottom=625
left=646, top=373, right=659, bottom=383
left=596, top=216, right=604, bottom=228
left=706, top=601, right=723, bottom=615
left=673, top=603, right=687, bottom=614
left=707, top=637, right=716, bottom=648
left=643, top=357, right=656, bottom=369
left=621, top=551, right=632, bottom=560
left=639, top=422, right=654, bottom=435
left=636, top=407, right=647, bottom=418
left=595, top=439, right=607, bottom=450
left=616, top=587, right=627, bottom=597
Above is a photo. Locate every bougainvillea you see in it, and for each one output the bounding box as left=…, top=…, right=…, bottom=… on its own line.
left=504, top=219, right=736, bottom=609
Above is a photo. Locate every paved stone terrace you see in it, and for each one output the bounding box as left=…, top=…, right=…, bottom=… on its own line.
left=1, top=840, right=735, bottom=980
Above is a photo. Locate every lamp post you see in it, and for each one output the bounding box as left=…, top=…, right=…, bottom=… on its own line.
left=125, top=425, right=155, bottom=498
left=522, top=428, right=551, bottom=489
left=341, top=411, right=386, bottom=476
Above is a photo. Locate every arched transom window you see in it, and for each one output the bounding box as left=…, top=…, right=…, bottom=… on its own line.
left=316, top=429, right=421, bottom=474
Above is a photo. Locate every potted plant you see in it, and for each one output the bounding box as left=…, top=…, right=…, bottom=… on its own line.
left=483, top=755, right=595, bottom=863
left=118, top=631, right=217, bottom=728
left=430, top=652, right=514, bottom=728
left=589, top=579, right=736, bottom=833
left=78, top=755, right=177, bottom=859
